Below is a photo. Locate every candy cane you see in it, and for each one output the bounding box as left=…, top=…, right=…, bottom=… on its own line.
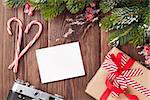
left=7, top=17, right=23, bottom=73
left=8, top=19, right=42, bottom=73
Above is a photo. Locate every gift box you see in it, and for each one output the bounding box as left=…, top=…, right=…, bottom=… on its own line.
left=85, top=47, right=150, bottom=100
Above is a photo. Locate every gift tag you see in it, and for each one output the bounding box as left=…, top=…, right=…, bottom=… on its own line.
left=36, top=42, right=85, bottom=83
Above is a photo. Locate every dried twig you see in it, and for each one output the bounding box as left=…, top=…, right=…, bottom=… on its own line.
left=81, top=23, right=93, bottom=39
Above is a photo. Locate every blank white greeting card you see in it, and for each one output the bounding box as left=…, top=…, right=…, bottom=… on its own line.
left=36, top=42, right=85, bottom=83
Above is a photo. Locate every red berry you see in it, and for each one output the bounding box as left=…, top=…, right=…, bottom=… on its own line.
left=86, top=14, right=94, bottom=21
left=28, top=10, right=33, bottom=16
left=86, top=7, right=93, bottom=14
left=25, top=3, right=30, bottom=9
left=145, top=56, right=150, bottom=64
left=144, top=45, right=150, bottom=55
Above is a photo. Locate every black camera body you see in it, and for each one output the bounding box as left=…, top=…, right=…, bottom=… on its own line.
left=7, top=79, right=63, bottom=100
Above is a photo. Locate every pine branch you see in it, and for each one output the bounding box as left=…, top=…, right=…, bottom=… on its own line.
left=99, top=0, right=116, bottom=13
left=143, top=7, right=150, bottom=25
left=100, top=6, right=141, bottom=31
left=100, top=0, right=148, bottom=13
left=109, top=24, right=147, bottom=46
left=41, top=4, right=65, bottom=20
left=30, top=0, right=65, bottom=20
left=129, top=25, right=146, bottom=46
left=64, top=0, right=86, bottom=13
left=109, top=27, right=133, bottom=46
left=5, top=0, right=27, bottom=8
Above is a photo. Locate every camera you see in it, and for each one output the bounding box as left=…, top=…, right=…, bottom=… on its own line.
left=7, top=79, right=64, bottom=100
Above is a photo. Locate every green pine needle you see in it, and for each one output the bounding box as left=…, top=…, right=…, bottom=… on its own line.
left=41, top=4, right=65, bottom=20
left=5, top=0, right=27, bottom=8
left=65, top=0, right=86, bottom=14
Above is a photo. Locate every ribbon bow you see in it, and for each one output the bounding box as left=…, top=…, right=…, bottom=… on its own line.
left=100, top=52, right=150, bottom=100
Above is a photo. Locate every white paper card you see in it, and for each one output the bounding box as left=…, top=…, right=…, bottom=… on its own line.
left=36, top=42, right=85, bottom=83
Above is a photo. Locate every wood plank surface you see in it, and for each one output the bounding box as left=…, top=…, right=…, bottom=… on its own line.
left=0, top=1, right=143, bottom=100
left=0, top=1, right=16, bottom=99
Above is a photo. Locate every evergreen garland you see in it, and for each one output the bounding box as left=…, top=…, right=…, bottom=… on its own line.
left=100, top=0, right=150, bottom=46
left=5, top=0, right=150, bottom=46
left=29, top=0, right=92, bottom=20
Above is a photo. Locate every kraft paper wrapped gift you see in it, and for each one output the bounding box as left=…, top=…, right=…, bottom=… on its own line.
left=85, top=47, right=150, bottom=100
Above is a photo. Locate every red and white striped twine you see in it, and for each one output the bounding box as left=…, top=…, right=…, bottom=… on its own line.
left=7, top=17, right=42, bottom=73
left=122, top=68, right=143, bottom=78
left=126, top=77, right=150, bottom=98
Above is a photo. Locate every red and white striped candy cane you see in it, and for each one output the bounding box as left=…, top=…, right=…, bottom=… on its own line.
left=7, top=19, right=42, bottom=73
left=7, top=17, right=23, bottom=73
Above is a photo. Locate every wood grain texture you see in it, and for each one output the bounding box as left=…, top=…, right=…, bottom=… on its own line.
left=100, top=29, right=110, bottom=63
left=0, top=1, right=16, bottom=99
left=0, top=1, right=144, bottom=100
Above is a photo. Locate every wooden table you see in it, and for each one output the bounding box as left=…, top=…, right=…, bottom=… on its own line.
left=0, top=1, right=142, bottom=100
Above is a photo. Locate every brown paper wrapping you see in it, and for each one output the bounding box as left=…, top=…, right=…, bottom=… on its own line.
left=85, top=47, right=150, bottom=100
